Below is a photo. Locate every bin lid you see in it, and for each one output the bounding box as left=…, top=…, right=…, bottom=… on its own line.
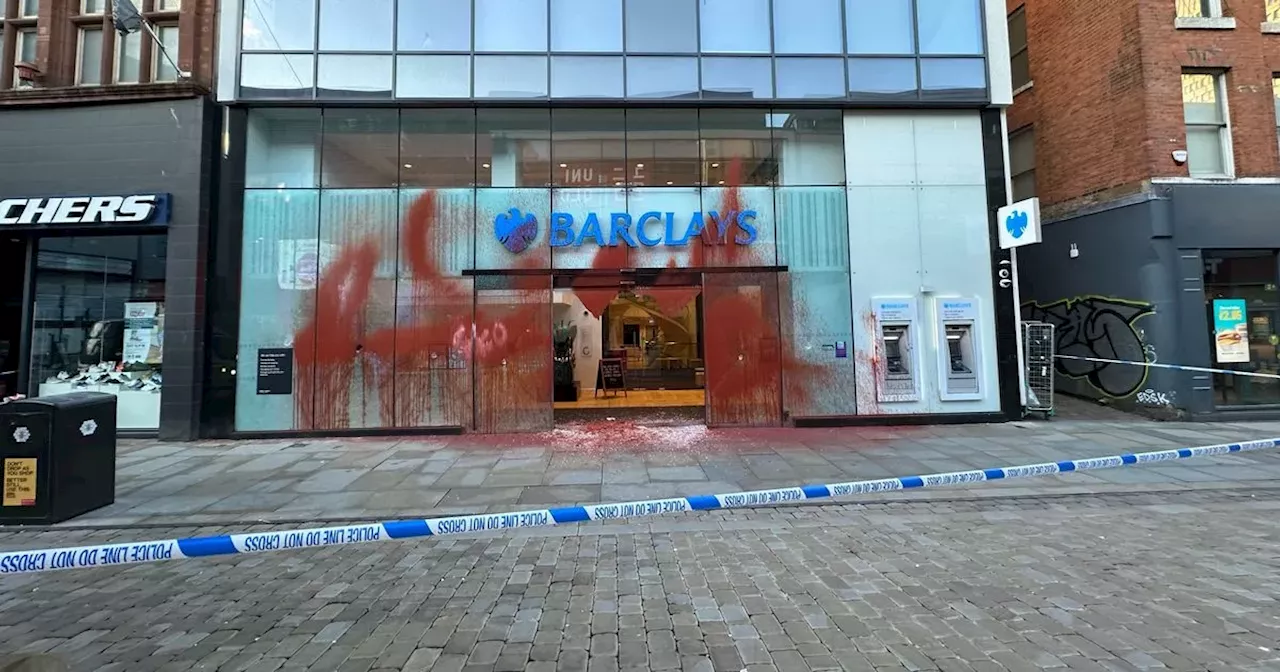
left=1, top=391, right=118, bottom=411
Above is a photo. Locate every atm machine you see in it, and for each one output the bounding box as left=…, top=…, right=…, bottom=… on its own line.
left=935, top=297, right=983, bottom=401
left=872, top=298, right=921, bottom=402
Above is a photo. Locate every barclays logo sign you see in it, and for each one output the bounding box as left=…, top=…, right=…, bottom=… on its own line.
left=495, top=209, right=759, bottom=252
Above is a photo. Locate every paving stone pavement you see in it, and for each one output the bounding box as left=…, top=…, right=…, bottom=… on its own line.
left=2, top=488, right=1280, bottom=671
left=55, top=408, right=1280, bottom=528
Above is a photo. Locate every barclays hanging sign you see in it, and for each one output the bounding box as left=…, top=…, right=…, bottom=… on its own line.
left=495, top=209, right=759, bottom=253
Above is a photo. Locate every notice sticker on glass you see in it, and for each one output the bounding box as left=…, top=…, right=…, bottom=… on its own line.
left=3, top=458, right=37, bottom=507
left=1212, top=299, right=1249, bottom=364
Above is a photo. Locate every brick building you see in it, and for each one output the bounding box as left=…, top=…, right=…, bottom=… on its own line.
left=1008, top=0, right=1280, bottom=418
left=0, top=0, right=222, bottom=439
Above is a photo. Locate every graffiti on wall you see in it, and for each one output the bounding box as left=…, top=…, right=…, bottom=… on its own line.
left=1022, top=296, right=1156, bottom=399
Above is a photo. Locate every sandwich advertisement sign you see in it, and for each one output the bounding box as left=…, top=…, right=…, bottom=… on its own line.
left=1212, top=299, right=1249, bottom=364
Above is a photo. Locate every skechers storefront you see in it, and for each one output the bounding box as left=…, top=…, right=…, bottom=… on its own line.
left=205, top=0, right=1020, bottom=436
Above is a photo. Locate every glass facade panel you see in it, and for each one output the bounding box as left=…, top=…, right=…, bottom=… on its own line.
left=475, top=0, right=548, bottom=52
left=551, top=56, right=625, bottom=98
left=246, top=108, right=322, bottom=188
left=317, top=55, right=393, bottom=98
left=625, top=109, right=701, bottom=187
left=551, top=0, right=623, bottom=52
left=321, top=109, right=399, bottom=188
left=699, top=0, right=770, bottom=54
left=473, top=276, right=553, bottom=433
left=401, top=109, right=478, bottom=187
left=774, top=0, right=843, bottom=54
left=625, top=0, right=697, bottom=53
left=475, top=188, right=552, bottom=269
left=845, top=0, right=914, bottom=55
left=703, top=272, right=783, bottom=427
left=116, top=30, right=143, bottom=84
left=700, top=110, right=777, bottom=187
left=775, top=110, right=845, bottom=185
left=625, top=57, right=699, bottom=99
left=243, top=0, right=316, bottom=50
left=1205, top=251, right=1280, bottom=407
left=474, top=56, right=549, bottom=98
left=551, top=109, right=626, bottom=188
left=917, top=0, right=984, bottom=55
left=398, top=0, right=471, bottom=51
left=551, top=188, right=629, bottom=269
left=476, top=108, right=552, bottom=187
left=701, top=57, right=774, bottom=100
left=699, top=186, right=776, bottom=268
left=396, top=55, right=471, bottom=98
left=848, top=58, right=917, bottom=98
left=240, top=54, right=314, bottom=99
left=920, top=58, right=987, bottom=99
left=319, top=0, right=394, bottom=51
left=775, top=58, right=846, bottom=99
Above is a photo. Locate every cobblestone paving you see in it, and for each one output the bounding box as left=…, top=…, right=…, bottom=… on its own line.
left=3, top=489, right=1279, bottom=671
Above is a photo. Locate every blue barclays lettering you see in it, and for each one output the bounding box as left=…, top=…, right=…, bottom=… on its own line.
left=0, top=552, right=46, bottom=574
left=344, top=526, right=381, bottom=544
left=242, top=534, right=282, bottom=552
left=542, top=210, right=757, bottom=249
left=128, top=542, right=174, bottom=563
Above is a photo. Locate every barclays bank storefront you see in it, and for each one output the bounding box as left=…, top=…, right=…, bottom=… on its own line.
left=204, top=0, right=1021, bottom=436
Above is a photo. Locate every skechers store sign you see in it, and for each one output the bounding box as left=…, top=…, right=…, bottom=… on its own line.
left=0, top=194, right=171, bottom=226
left=496, top=208, right=759, bottom=253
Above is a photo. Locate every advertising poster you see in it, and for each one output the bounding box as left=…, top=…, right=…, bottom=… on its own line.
left=123, top=301, right=164, bottom=364
left=3, top=458, right=37, bottom=507
left=1212, top=299, right=1249, bottom=363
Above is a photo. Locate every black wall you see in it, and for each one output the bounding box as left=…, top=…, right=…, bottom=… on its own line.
left=0, top=97, right=218, bottom=439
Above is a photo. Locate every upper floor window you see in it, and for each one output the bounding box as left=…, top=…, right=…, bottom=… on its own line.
left=1267, top=0, right=1280, bottom=23
left=75, top=0, right=181, bottom=86
left=1009, top=127, right=1036, bottom=201
left=1272, top=75, right=1279, bottom=154
left=1181, top=71, right=1233, bottom=178
left=3, top=0, right=38, bottom=89
left=20, top=0, right=38, bottom=17
left=1176, top=0, right=1223, bottom=17
left=1009, top=6, right=1029, bottom=91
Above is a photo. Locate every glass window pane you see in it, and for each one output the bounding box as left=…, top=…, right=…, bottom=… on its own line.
left=551, top=109, right=625, bottom=187
left=625, top=56, right=698, bottom=99
left=115, top=31, right=142, bottom=84
left=847, top=58, right=916, bottom=98
left=477, top=109, right=552, bottom=187
left=701, top=57, right=773, bottom=99
left=919, top=58, right=986, bottom=99
left=246, top=109, right=322, bottom=188
left=319, top=0, right=393, bottom=50
left=401, top=109, right=477, bottom=187
left=398, top=0, right=471, bottom=51
left=159, top=0, right=181, bottom=9
left=22, top=0, right=38, bottom=16
left=474, top=56, right=548, bottom=97
left=1012, top=51, right=1030, bottom=90
left=775, top=110, right=845, bottom=185
left=625, top=0, right=697, bottom=53
left=317, top=54, right=393, bottom=98
left=626, top=109, right=700, bottom=186
left=240, top=54, right=314, bottom=98
left=154, top=25, right=180, bottom=82
left=475, top=0, right=548, bottom=52
left=78, top=29, right=103, bottom=85
left=551, top=56, right=624, bottom=98
left=322, top=109, right=399, bottom=188
left=776, top=58, right=845, bottom=99
left=846, top=0, right=914, bottom=55
left=551, top=0, right=623, bottom=52
left=82, top=0, right=103, bottom=13
left=1182, top=73, right=1222, bottom=123
left=1008, top=8, right=1027, bottom=52
left=18, top=29, right=37, bottom=64
left=1176, top=0, right=1212, bottom=18
left=699, top=0, right=770, bottom=53
left=396, top=55, right=470, bottom=97
left=243, top=0, right=316, bottom=50
left=700, top=110, right=777, bottom=186
left=1273, top=77, right=1279, bottom=120
left=1186, top=127, right=1225, bottom=176
left=917, top=0, right=983, bottom=55
left=775, top=0, right=842, bottom=54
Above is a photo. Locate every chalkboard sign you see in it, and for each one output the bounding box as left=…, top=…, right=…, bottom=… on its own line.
left=257, top=348, right=294, bottom=395
left=595, top=358, right=627, bottom=397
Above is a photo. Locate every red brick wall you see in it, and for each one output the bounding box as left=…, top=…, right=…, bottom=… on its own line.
left=1, top=0, right=215, bottom=105
left=1009, top=0, right=1280, bottom=211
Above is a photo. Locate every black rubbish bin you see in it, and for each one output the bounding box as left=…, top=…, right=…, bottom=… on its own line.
left=0, top=392, right=117, bottom=525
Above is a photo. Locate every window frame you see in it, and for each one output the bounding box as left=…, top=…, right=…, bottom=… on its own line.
left=1180, top=70, right=1234, bottom=179
left=1273, top=75, right=1280, bottom=157
left=75, top=25, right=105, bottom=85
left=1175, top=0, right=1222, bottom=18
left=151, top=22, right=180, bottom=82
left=1008, top=126, right=1036, bottom=201
left=1267, top=0, right=1280, bottom=23
left=72, top=0, right=182, bottom=87
left=1008, top=5, right=1029, bottom=92
left=3, top=0, right=39, bottom=90
left=114, top=28, right=144, bottom=84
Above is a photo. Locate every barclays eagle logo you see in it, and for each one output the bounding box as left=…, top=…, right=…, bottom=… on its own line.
left=495, top=208, right=538, bottom=254
left=1005, top=209, right=1029, bottom=239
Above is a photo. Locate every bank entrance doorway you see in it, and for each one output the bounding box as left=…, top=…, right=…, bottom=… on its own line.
left=551, top=270, right=783, bottom=428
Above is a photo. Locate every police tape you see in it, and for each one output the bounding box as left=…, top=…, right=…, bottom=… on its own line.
left=1055, top=354, right=1280, bottom=380
left=2, top=437, right=1277, bottom=575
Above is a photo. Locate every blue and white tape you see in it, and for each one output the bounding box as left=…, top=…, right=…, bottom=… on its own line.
left=1055, top=354, right=1280, bottom=380
left=1, top=437, right=1276, bottom=575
